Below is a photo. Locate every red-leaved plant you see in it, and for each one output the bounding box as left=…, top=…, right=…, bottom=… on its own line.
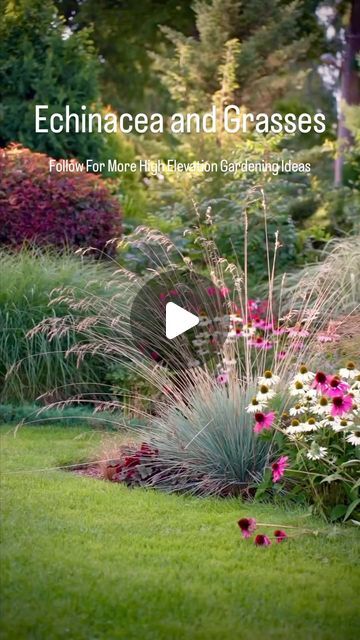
left=0, top=145, right=122, bottom=255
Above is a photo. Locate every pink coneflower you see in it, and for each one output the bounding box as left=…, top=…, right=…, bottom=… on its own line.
left=293, top=341, right=305, bottom=351
left=277, top=350, right=287, bottom=360
left=253, top=411, right=276, bottom=433
left=312, top=371, right=328, bottom=393
left=219, top=286, right=230, bottom=297
left=326, top=376, right=350, bottom=397
left=331, top=394, right=353, bottom=417
left=272, top=327, right=288, bottom=335
left=253, top=316, right=265, bottom=329
left=206, top=286, right=217, bottom=296
left=274, top=529, right=288, bottom=543
left=249, top=336, right=272, bottom=349
left=254, top=534, right=271, bottom=546
left=288, top=327, right=309, bottom=338
left=317, top=334, right=336, bottom=343
left=216, top=371, right=229, bottom=385
left=237, top=517, right=256, bottom=538
left=271, top=456, right=288, bottom=482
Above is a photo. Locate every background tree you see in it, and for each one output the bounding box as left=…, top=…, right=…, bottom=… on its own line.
left=54, top=0, right=195, bottom=113
left=334, top=0, right=360, bottom=185
left=0, top=0, right=104, bottom=161
left=151, top=0, right=330, bottom=119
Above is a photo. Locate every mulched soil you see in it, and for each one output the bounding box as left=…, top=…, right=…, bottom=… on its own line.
left=71, top=465, right=103, bottom=479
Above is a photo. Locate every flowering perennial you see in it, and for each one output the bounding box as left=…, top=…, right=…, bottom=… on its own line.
left=246, top=362, right=360, bottom=519
left=237, top=517, right=288, bottom=546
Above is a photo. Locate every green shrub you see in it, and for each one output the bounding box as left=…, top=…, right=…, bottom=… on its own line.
left=0, top=0, right=104, bottom=161
left=0, top=403, right=126, bottom=429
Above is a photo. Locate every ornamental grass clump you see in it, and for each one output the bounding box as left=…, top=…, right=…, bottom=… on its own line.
left=0, top=248, right=115, bottom=403
left=144, top=372, right=272, bottom=495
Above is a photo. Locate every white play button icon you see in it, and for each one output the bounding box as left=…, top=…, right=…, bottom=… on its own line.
left=165, top=302, right=199, bottom=339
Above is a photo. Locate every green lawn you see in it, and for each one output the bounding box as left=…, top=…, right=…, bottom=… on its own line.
left=1, top=425, right=359, bottom=640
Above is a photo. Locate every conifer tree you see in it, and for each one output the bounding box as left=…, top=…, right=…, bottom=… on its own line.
left=151, top=0, right=325, bottom=114
left=0, top=0, right=104, bottom=160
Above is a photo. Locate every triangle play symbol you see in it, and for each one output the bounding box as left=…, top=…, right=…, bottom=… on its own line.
left=165, top=302, right=199, bottom=339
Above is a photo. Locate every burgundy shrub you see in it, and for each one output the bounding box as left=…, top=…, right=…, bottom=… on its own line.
left=0, top=145, right=122, bottom=255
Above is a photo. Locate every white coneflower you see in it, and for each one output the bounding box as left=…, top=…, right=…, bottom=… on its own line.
left=294, top=365, right=315, bottom=383
left=346, top=431, right=360, bottom=446
left=223, top=358, right=237, bottom=367
left=332, top=418, right=354, bottom=432
left=286, top=425, right=301, bottom=434
left=302, top=389, right=318, bottom=403
left=246, top=397, right=267, bottom=413
left=339, top=362, right=360, bottom=379
left=306, top=443, right=328, bottom=460
left=350, top=376, right=360, bottom=391
left=350, top=388, right=360, bottom=404
left=320, top=416, right=336, bottom=428
left=226, top=329, right=237, bottom=340
left=286, top=419, right=307, bottom=434
left=258, top=370, right=280, bottom=387
left=302, top=417, right=321, bottom=432
left=289, top=380, right=309, bottom=397
left=289, top=403, right=306, bottom=416
left=256, top=384, right=276, bottom=403
left=352, top=403, right=359, bottom=417
left=241, top=325, right=256, bottom=338
left=313, top=396, right=331, bottom=416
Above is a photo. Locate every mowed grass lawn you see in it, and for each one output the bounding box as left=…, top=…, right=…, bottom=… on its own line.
left=1, top=425, right=359, bottom=640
